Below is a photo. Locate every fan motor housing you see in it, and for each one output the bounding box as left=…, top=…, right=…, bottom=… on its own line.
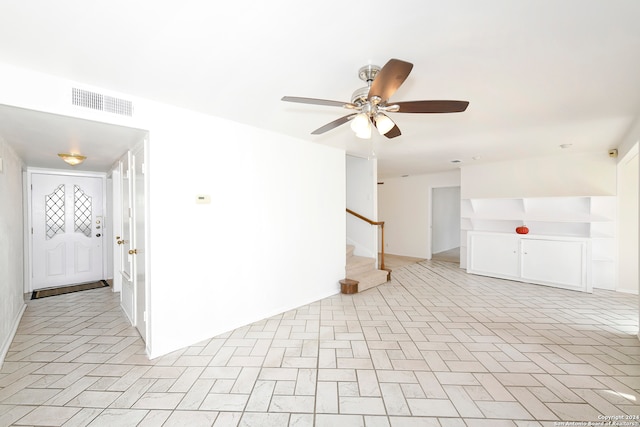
left=352, top=64, right=381, bottom=106
left=351, top=87, right=369, bottom=106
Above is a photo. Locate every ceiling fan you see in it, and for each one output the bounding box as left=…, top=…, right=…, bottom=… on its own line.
left=282, top=58, right=469, bottom=139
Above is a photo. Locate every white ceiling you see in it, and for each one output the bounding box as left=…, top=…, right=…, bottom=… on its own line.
left=0, top=105, right=147, bottom=172
left=0, top=0, right=639, bottom=177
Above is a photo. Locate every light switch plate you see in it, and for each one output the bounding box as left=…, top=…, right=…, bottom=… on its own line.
left=196, top=194, right=211, bottom=204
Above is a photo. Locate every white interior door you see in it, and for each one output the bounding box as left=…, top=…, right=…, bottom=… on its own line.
left=120, top=153, right=135, bottom=323
left=31, top=173, right=104, bottom=290
left=132, top=143, right=147, bottom=342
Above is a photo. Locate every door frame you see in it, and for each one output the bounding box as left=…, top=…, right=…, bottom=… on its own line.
left=25, top=167, right=108, bottom=293
left=108, top=161, right=123, bottom=293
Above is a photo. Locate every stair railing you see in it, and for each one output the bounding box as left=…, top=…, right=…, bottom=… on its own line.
left=346, top=208, right=387, bottom=272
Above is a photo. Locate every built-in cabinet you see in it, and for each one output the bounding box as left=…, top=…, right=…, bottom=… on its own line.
left=468, top=232, right=590, bottom=292
left=461, top=196, right=616, bottom=291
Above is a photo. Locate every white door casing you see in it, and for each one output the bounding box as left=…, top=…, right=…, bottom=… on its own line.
left=110, top=162, right=123, bottom=293
left=31, top=172, right=105, bottom=290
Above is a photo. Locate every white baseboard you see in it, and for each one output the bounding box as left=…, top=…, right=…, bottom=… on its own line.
left=615, top=288, right=639, bottom=295
left=0, top=303, right=27, bottom=370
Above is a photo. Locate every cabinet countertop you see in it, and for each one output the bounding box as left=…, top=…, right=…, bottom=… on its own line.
left=467, top=231, right=590, bottom=242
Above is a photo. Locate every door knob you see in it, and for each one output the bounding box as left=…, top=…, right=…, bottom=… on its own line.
left=117, top=240, right=124, bottom=245
left=129, top=249, right=137, bottom=255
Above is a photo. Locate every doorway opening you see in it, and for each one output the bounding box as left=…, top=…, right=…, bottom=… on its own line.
left=430, top=186, right=461, bottom=264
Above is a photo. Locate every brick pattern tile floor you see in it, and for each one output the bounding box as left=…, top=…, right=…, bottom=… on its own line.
left=1, top=260, right=638, bottom=426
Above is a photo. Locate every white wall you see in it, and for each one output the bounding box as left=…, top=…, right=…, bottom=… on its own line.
left=346, top=155, right=378, bottom=258
left=147, top=112, right=345, bottom=357
left=615, top=120, right=640, bottom=338
left=617, top=146, right=638, bottom=294
left=432, top=186, right=461, bottom=254
left=461, top=152, right=617, bottom=198
left=0, top=138, right=26, bottom=368
left=616, top=118, right=640, bottom=293
left=378, top=170, right=460, bottom=259
left=615, top=116, right=639, bottom=295
left=0, top=62, right=347, bottom=359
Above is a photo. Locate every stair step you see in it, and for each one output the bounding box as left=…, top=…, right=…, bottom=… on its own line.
left=346, top=255, right=377, bottom=277
left=348, top=269, right=389, bottom=292
left=344, top=245, right=388, bottom=293
left=346, top=245, right=355, bottom=258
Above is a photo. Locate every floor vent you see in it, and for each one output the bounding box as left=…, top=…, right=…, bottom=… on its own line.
left=72, top=88, right=133, bottom=117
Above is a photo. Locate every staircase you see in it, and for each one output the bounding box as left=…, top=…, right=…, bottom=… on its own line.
left=342, top=245, right=389, bottom=293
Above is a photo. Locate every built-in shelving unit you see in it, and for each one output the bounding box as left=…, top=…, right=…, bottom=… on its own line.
left=460, top=196, right=616, bottom=289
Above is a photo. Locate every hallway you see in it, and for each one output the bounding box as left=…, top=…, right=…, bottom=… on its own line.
left=0, top=260, right=638, bottom=426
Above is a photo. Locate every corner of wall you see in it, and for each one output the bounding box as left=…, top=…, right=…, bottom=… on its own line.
left=0, top=304, right=26, bottom=369
left=0, top=138, right=26, bottom=369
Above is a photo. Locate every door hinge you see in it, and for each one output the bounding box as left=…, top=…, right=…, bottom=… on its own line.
left=31, top=227, right=33, bottom=234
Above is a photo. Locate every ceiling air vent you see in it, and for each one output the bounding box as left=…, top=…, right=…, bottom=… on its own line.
left=72, top=88, right=133, bottom=117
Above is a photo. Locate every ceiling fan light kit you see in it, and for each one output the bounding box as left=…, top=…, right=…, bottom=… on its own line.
left=355, top=127, right=372, bottom=139
left=374, top=113, right=395, bottom=134
left=350, top=112, right=371, bottom=138
left=282, top=58, right=469, bottom=140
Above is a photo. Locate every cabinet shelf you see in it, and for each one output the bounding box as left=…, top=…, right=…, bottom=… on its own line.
left=460, top=196, right=615, bottom=237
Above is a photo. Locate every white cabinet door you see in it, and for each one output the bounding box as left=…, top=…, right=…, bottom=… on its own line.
left=467, top=232, right=591, bottom=293
left=521, top=239, right=589, bottom=291
left=468, top=233, right=519, bottom=278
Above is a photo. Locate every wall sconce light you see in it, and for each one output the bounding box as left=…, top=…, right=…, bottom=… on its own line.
left=58, top=153, right=86, bottom=166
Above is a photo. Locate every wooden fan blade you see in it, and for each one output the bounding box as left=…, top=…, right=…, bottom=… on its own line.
left=368, top=59, right=413, bottom=103
left=394, top=100, right=469, bottom=113
left=311, top=114, right=356, bottom=135
left=384, top=125, right=401, bottom=139
left=282, top=96, right=355, bottom=109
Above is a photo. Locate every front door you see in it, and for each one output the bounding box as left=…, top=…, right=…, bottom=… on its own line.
left=31, top=172, right=104, bottom=290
